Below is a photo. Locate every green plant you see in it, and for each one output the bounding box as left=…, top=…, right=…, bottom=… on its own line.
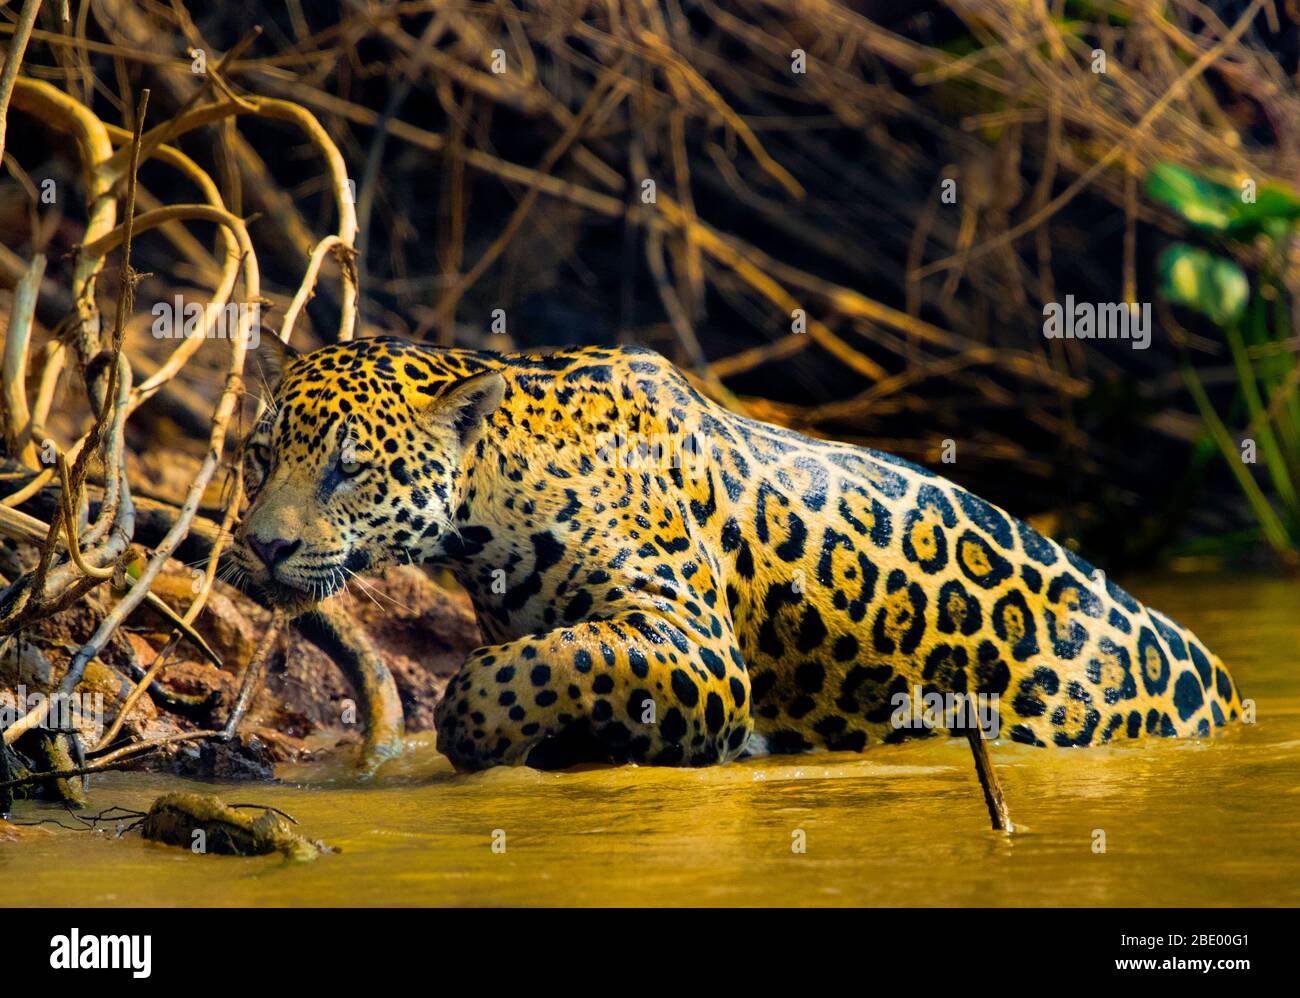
left=1147, top=163, right=1300, bottom=562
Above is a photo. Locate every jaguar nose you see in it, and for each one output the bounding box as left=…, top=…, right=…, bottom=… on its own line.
left=249, top=534, right=301, bottom=568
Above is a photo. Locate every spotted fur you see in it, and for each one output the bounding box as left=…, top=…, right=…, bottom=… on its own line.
left=231, top=337, right=1243, bottom=770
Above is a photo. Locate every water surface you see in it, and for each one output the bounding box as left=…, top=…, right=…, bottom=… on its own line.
left=4, top=575, right=1297, bottom=906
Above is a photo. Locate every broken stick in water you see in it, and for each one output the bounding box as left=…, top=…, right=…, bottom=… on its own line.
left=961, top=700, right=1013, bottom=833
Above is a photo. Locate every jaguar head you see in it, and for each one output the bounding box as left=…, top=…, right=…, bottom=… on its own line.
left=229, top=336, right=504, bottom=613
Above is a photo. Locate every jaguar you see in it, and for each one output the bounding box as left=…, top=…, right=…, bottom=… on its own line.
left=230, top=335, right=1243, bottom=771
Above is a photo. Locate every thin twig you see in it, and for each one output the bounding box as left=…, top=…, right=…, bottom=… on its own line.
left=0, top=0, right=43, bottom=167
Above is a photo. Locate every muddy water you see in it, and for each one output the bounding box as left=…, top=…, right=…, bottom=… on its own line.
left=3, top=575, right=1297, bottom=907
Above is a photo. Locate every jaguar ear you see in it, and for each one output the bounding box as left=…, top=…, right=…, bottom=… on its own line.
left=418, top=370, right=506, bottom=448
left=251, top=334, right=298, bottom=402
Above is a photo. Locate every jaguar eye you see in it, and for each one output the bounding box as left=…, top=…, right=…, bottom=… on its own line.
left=250, top=443, right=271, bottom=465
left=338, top=455, right=365, bottom=478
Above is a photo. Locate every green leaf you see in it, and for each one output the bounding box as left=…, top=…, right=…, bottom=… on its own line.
left=1235, top=184, right=1300, bottom=233
left=1157, top=244, right=1249, bottom=326
left=1145, top=162, right=1300, bottom=237
left=1145, top=163, right=1236, bottom=231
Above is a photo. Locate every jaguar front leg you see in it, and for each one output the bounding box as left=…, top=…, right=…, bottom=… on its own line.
left=434, top=611, right=753, bottom=771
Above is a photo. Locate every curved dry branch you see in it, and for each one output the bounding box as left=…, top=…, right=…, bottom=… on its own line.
left=1, top=253, right=44, bottom=467
left=99, top=93, right=358, bottom=341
